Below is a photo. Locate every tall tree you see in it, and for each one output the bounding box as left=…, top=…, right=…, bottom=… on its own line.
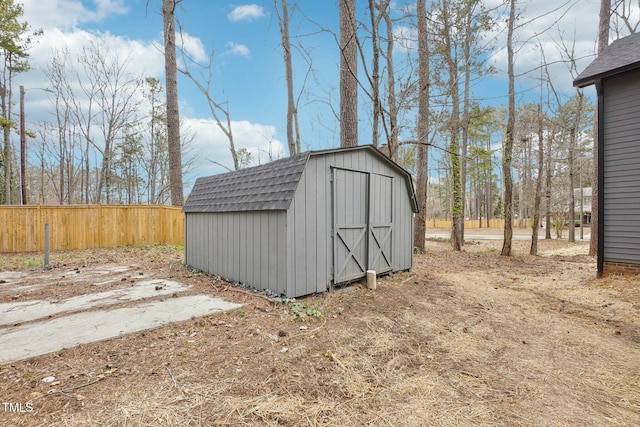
left=77, top=42, right=141, bottom=204
left=413, top=0, right=430, bottom=252
left=440, top=0, right=463, bottom=250
left=115, top=129, right=143, bottom=204
left=590, top=0, right=611, bottom=256
left=501, top=0, right=516, bottom=256
left=274, top=0, right=301, bottom=156
left=340, top=0, right=358, bottom=148
left=162, top=0, right=183, bottom=206
left=0, top=0, right=36, bottom=204
left=459, top=0, right=493, bottom=239
left=141, top=77, right=169, bottom=204
left=43, top=49, right=81, bottom=204
left=544, top=124, right=553, bottom=239
left=380, top=2, right=399, bottom=160
left=367, top=0, right=382, bottom=148
left=530, top=103, right=544, bottom=255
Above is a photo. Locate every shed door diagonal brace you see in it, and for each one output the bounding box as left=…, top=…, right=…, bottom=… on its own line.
left=369, top=225, right=392, bottom=271
left=335, top=226, right=367, bottom=279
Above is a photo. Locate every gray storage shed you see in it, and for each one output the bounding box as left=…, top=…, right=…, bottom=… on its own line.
left=574, top=32, right=640, bottom=276
left=183, top=145, right=418, bottom=297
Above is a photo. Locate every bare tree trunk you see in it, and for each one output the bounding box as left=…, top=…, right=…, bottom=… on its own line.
left=3, top=80, right=12, bottom=203
left=19, top=85, right=26, bottom=204
left=58, top=114, right=66, bottom=204
left=441, top=0, right=462, bottom=251
left=368, top=0, right=381, bottom=148
left=382, top=6, right=398, bottom=160
left=531, top=104, right=544, bottom=255
left=275, top=0, right=300, bottom=156
left=85, top=138, right=90, bottom=203
left=460, top=4, right=476, bottom=245
left=545, top=132, right=553, bottom=239
left=413, top=0, right=429, bottom=252
left=487, top=137, right=492, bottom=228
left=590, top=0, right=610, bottom=256
left=568, top=126, right=576, bottom=242
left=340, top=0, right=358, bottom=148
left=501, top=0, right=516, bottom=257
left=163, top=0, right=184, bottom=206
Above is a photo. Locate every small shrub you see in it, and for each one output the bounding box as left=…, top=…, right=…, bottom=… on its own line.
left=551, top=211, right=567, bottom=239
left=289, top=301, right=322, bottom=322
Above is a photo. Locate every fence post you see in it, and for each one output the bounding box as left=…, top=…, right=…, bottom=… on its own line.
left=44, top=222, right=50, bottom=269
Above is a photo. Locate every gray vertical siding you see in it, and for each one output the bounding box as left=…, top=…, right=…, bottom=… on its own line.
left=286, top=149, right=415, bottom=297
left=369, top=173, right=393, bottom=273
left=603, top=72, right=640, bottom=263
left=287, top=154, right=331, bottom=297
left=186, top=146, right=415, bottom=298
left=185, top=211, right=287, bottom=293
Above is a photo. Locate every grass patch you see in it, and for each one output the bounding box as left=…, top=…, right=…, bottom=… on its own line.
left=23, top=257, right=42, bottom=268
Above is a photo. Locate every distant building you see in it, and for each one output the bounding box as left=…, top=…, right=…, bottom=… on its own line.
left=573, top=186, right=592, bottom=225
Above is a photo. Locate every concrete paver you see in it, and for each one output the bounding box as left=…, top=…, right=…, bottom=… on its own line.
left=0, top=280, right=189, bottom=326
left=0, top=295, right=242, bottom=364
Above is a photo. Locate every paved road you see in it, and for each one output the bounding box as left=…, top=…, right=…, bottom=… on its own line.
left=426, top=232, right=591, bottom=241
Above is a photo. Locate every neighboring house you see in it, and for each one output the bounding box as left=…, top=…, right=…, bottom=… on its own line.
left=574, top=32, right=640, bottom=276
left=573, top=186, right=592, bottom=225
left=182, top=145, right=418, bottom=298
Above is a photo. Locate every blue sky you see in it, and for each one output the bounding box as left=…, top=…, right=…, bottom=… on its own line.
left=16, top=0, right=610, bottom=193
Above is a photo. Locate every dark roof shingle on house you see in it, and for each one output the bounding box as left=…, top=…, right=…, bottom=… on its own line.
left=183, top=153, right=309, bottom=213
left=574, top=32, right=640, bottom=87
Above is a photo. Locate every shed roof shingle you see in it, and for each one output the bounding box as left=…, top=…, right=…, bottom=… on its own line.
left=574, top=32, right=640, bottom=87
left=183, top=145, right=419, bottom=214
left=183, top=153, right=309, bottom=213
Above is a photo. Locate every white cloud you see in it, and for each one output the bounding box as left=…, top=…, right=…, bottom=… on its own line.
left=227, top=5, right=267, bottom=22
left=177, top=32, right=208, bottom=63
left=184, top=118, right=285, bottom=186
left=24, top=27, right=164, bottom=83
left=393, top=25, right=417, bottom=53
left=17, top=0, right=284, bottom=200
left=485, top=0, right=600, bottom=93
left=225, top=42, right=250, bottom=57
left=16, top=27, right=165, bottom=134
left=21, top=0, right=128, bottom=30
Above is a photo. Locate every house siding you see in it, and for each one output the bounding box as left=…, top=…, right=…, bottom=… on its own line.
left=603, top=72, right=640, bottom=264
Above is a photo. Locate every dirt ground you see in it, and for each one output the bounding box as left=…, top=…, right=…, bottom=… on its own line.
left=0, top=234, right=639, bottom=427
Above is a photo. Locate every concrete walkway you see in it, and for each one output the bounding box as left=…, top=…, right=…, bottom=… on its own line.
left=0, top=273, right=242, bottom=364
left=0, top=279, right=188, bottom=326
left=0, top=295, right=241, bottom=364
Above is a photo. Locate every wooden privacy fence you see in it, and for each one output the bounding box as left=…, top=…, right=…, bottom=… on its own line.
left=0, top=205, right=184, bottom=253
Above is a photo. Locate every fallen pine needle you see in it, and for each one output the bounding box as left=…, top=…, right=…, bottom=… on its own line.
left=330, top=352, right=347, bottom=371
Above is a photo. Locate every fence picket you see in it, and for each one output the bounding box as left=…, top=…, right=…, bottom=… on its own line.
left=0, top=205, right=184, bottom=253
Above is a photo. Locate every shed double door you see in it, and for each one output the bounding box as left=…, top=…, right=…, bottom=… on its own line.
left=333, top=168, right=393, bottom=284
